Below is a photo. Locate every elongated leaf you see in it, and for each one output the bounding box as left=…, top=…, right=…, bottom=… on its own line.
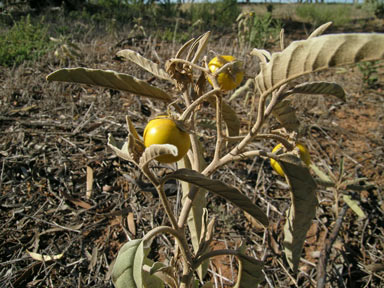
left=47, top=67, right=172, bottom=101
left=190, top=31, right=211, bottom=64
left=271, top=100, right=299, bottom=132
left=163, top=169, right=268, bottom=227
left=284, top=81, right=346, bottom=101
left=112, top=239, right=142, bottom=288
left=278, top=154, right=317, bottom=272
left=117, top=49, right=171, bottom=81
left=308, top=22, right=333, bottom=39
left=234, top=247, right=264, bottom=288
left=139, top=144, right=178, bottom=167
left=343, top=195, right=366, bottom=219
left=175, top=37, right=195, bottom=59
left=256, top=33, right=384, bottom=97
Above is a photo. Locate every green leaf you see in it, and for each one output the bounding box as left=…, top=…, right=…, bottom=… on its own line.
left=112, top=239, right=142, bottom=288
left=46, top=67, right=172, bottom=102
left=133, top=238, right=164, bottom=288
left=343, top=195, right=366, bottom=219
left=163, top=169, right=268, bottom=227
left=279, top=154, right=317, bottom=272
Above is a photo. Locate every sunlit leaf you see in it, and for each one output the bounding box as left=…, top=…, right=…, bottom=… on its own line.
left=188, top=31, right=211, bottom=64
left=112, top=239, right=142, bottom=288
left=107, top=134, right=134, bottom=163
left=256, top=33, right=384, bottom=97
left=308, top=22, right=333, bottom=39
left=343, top=195, right=366, bottom=219
left=117, top=49, right=171, bottom=81
left=47, top=67, right=172, bottom=101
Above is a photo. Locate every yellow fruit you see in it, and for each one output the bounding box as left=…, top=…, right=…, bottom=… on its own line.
left=143, top=117, right=191, bottom=163
left=207, top=55, right=244, bottom=91
left=270, top=143, right=311, bottom=177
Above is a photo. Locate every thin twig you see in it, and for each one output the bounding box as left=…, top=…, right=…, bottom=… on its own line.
left=317, top=204, right=348, bottom=288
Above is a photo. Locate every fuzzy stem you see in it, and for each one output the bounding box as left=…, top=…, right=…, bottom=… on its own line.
left=142, top=166, right=178, bottom=230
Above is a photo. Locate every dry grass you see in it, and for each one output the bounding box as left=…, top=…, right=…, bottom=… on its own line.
left=0, top=10, right=383, bottom=287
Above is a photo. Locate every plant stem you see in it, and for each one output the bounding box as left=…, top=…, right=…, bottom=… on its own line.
left=213, top=93, right=223, bottom=161
left=193, top=249, right=240, bottom=270
left=142, top=166, right=178, bottom=230
left=179, top=88, right=220, bottom=121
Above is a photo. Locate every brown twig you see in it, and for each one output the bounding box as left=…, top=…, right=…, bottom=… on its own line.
left=316, top=204, right=348, bottom=288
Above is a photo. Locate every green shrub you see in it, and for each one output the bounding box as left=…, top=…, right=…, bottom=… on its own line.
left=296, top=4, right=352, bottom=27
left=237, top=12, right=282, bottom=49
left=0, top=15, right=53, bottom=67
left=187, top=0, right=240, bottom=32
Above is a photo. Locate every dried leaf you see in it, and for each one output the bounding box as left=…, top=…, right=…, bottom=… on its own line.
left=47, top=67, right=172, bottom=102
left=116, top=49, right=171, bottom=81
left=256, top=33, right=384, bottom=97
left=27, top=250, right=63, bottom=262
left=272, top=100, right=300, bottom=132
left=284, top=81, right=346, bottom=101
left=139, top=144, right=178, bottom=167
left=86, top=166, right=93, bottom=199
left=250, top=48, right=271, bottom=63
left=190, top=31, right=211, bottom=64
left=107, top=134, right=135, bottom=163
left=308, top=22, right=333, bottom=39
left=279, top=154, right=317, bottom=272
left=127, top=212, right=136, bottom=235
left=175, top=37, right=195, bottom=59
left=162, top=169, right=268, bottom=227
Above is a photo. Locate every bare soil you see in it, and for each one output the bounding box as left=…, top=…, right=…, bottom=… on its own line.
left=0, top=15, right=383, bottom=288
